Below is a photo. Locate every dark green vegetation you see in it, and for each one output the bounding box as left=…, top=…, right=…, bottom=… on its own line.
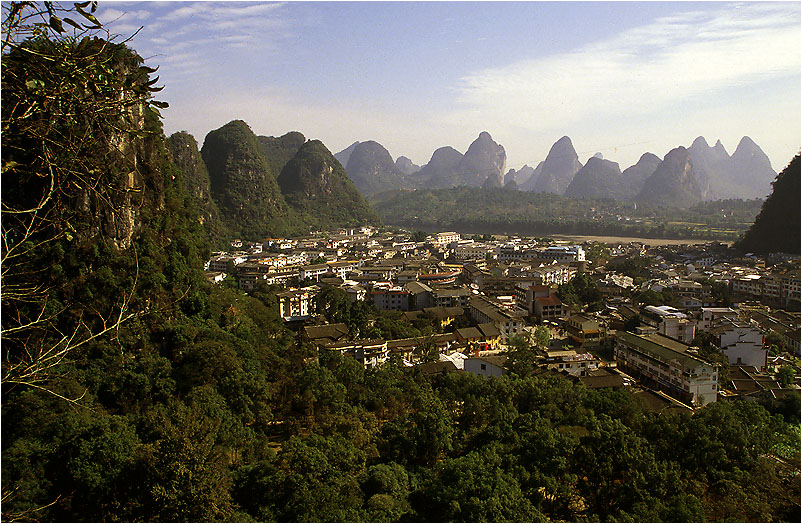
left=201, top=119, right=297, bottom=239
left=373, top=186, right=764, bottom=241
left=1, top=4, right=799, bottom=522
left=196, top=119, right=378, bottom=241
left=735, top=155, right=801, bottom=255
left=166, top=131, right=227, bottom=246
left=257, top=131, right=306, bottom=179
left=277, top=140, right=380, bottom=230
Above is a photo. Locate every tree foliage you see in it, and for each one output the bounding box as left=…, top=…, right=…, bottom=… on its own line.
left=1, top=4, right=799, bottom=522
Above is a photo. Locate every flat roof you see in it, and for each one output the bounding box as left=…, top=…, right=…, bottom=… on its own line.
left=616, top=331, right=711, bottom=369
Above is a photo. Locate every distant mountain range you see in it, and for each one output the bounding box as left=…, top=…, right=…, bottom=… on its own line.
left=336, top=133, right=778, bottom=205
left=171, top=120, right=782, bottom=243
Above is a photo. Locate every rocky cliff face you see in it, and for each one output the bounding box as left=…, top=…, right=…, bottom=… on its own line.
left=415, top=146, right=464, bottom=188
left=688, top=136, right=728, bottom=200
left=687, top=135, right=776, bottom=200
left=344, top=140, right=408, bottom=195
left=334, top=141, right=360, bottom=167
left=727, top=136, right=777, bottom=199
left=456, top=131, right=507, bottom=188
left=518, top=162, right=544, bottom=191
left=505, top=165, right=536, bottom=188
left=166, top=131, right=224, bottom=242
left=564, top=157, right=625, bottom=200
left=530, top=136, right=583, bottom=194
left=620, top=153, right=661, bottom=200
left=395, top=156, right=420, bottom=175
left=637, top=147, right=703, bottom=207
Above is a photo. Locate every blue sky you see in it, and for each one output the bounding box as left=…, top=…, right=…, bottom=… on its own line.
left=98, top=1, right=801, bottom=172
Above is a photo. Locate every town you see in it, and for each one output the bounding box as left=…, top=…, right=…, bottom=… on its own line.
left=205, top=226, right=801, bottom=411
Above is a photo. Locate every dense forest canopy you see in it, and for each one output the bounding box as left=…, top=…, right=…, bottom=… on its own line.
left=1, top=3, right=799, bottom=522
left=372, top=186, right=763, bottom=241
left=735, top=154, right=801, bottom=255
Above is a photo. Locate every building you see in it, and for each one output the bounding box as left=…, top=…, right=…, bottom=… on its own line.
left=299, top=263, right=330, bottom=282
left=710, top=317, right=767, bottom=369
left=464, top=355, right=508, bottom=378
left=639, top=305, right=696, bottom=343
left=540, top=349, right=600, bottom=376
left=432, top=286, right=472, bottom=308
left=537, top=245, right=586, bottom=263
left=433, top=231, right=460, bottom=246
left=698, top=307, right=739, bottom=331
left=468, top=295, right=527, bottom=343
left=614, top=331, right=718, bottom=406
left=325, top=339, right=389, bottom=369
left=565, top=314, right=605, bottom=349
left=276, top=286, right=318, bottom=321
left=370, top=287, right=411, bottom=311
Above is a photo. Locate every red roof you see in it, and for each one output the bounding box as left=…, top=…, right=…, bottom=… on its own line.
left=535, top=296, right=563, bottom=306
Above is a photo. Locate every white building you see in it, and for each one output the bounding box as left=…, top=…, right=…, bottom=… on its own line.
left=464, top=355, right=508, bottom=378
left=538, top=245, right=586, bottom=263
left=639, top=305, right=696, bottom=343
left=711, top=318, right=767, bottom=369
left=433, top=231, right=460, bottom=246
left=276, top=286, right=318, bottom=321
left=615, top=331, right=718, bottom=406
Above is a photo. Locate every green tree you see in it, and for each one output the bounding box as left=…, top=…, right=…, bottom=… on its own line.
left=776, top=365, right=797, bottom=388
left=415, top=445, right=544, bottom=522
left=1, top=1, right=166, bottom=395
left=533, top=325, right=550, bottom=349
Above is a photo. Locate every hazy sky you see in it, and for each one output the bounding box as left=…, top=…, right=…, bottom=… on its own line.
left=98, top=1, right=801, bottom=172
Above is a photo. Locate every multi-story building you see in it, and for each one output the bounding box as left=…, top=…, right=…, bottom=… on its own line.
left=537, top=245, right=586, bottom=263
left=298, top=263, right=330, bottom=282
left=639, top=305, right=696, bottom=343
left=370, top=287, right=411, bottom=311
left=781, top=272, right=801, bottom=308
left=237, top=271, right=268, bottom=292
left=207, top=254, right=246, bottom=273
left=433, top=231, right=460, bottom=246
left=276, top=286, right=319, bottom=321
left=540, top=349, right=600, bottom=376
left=325, top=339, right=389, bottom=369
left=565, top=314, right=605, bottom=348
left=710, top=317, right=767, bottom=369
left=431, top=286, right=472, bottom=308
left=697, top=307, right=739, bottom=331
left=468, top=295, right=526, bottom=343
left=614, top=331, right=718, bottom=406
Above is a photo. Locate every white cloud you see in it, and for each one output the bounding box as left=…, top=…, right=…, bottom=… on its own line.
left=447, top=2, right=800, bottom=163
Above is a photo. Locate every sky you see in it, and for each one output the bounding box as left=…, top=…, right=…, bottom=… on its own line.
left=96, top=1, right=801, bottom=172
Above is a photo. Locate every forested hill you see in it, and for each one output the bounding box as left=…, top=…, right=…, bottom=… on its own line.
left=197, top=119, right=380, bottom=241
left=277, top=139, right=380, bottom=229
left=735, top=154, right=801, bottom=255
left=1, top=4, right=799, bottom=523
left=372, top=186, right=764, bottom=241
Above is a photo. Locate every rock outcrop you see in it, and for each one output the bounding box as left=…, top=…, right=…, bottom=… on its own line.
left=202, top=120, right=295, bottom=238
left=564, top=157, right=625, bottom=200
left=530, top=136, right=583, bottom=194
left=395, top=156, right=420, bottom=175
left=456, top=131, right=506, bottom=188
left=620, top=152, right=661, bottom=200
left=637, top=147, right=703, bottom=207
left=278, top=140, right=380, bottom=228
left=344, top=140, right=408, bottom=195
